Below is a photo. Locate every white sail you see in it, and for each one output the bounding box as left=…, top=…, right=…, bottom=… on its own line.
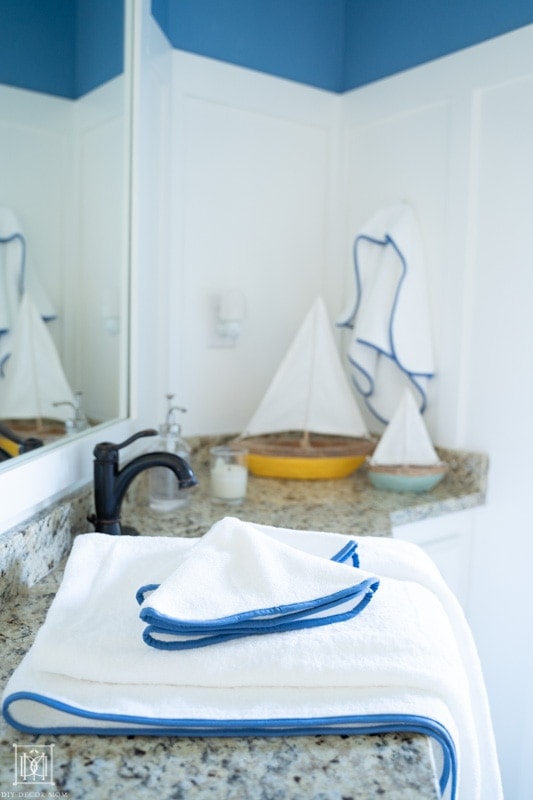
left=370, top=388, right=440, bottom=466
left=0, top=293, right=75, bottom=422
left=243, top=297, right=368, bottom=439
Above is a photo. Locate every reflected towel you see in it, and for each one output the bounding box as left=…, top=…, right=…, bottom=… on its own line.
left=136, top=516, right=379, bottom=649
left=0, top=206, right=57, bottom=332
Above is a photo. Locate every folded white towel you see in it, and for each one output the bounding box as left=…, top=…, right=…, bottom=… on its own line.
left=2, top=524, right=502, bottom=800
left=136, top=517, right=379, bottom=649
left=338, top=202, right=434, bottom=424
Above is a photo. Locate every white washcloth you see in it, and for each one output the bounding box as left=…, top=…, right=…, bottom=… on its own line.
left=338, top=202, right=434, bottom=424
left=2, top=525, right=502, bottom=800
left=136, top=517, right=379, bottom=649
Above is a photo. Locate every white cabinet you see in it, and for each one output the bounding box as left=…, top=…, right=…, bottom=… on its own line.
left=392, top=509, right=475, bottom=610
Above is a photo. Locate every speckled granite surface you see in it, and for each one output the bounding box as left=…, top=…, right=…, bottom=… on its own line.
left=0, top=487, right=92, bottom=602
left=120, top=439, right=487, bottom=540
left=0, top=438, right=487, bottom=799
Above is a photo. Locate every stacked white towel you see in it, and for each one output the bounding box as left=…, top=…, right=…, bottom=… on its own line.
left=2, top=519, right=503, bottom=800
left=137, top=517, right=379, bottom=649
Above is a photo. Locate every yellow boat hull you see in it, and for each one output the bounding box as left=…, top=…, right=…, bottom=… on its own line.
left=247, top=452, right=367, bottom=480
left=241, top=434, right=374, bottom=480
left=0, top=436, right=19, bottom=457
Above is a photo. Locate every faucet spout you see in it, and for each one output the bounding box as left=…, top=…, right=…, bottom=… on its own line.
left=89, top=430, right=198, bottom=535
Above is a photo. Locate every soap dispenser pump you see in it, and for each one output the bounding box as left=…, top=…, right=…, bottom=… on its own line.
left=149, top=395, right=192, bottom=511
left=53, top=391, right=89, bottom=435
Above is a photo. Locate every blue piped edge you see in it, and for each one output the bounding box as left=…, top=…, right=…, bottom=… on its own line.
left=1, top=693, right=455, bottom=798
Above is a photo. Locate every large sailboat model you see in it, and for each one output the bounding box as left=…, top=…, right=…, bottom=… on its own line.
left=239, top=297, right=374, bottom=479
left=0, top=293, right=76, bottom=438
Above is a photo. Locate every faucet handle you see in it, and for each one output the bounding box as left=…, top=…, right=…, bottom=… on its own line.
left=93, top=428, right=158, bottom=462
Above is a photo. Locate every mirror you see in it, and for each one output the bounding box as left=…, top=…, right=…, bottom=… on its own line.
left=0, top=0, right=130, bottom=463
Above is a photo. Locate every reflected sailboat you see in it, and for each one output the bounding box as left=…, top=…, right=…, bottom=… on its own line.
left=0, top=293, right=76, bottom=441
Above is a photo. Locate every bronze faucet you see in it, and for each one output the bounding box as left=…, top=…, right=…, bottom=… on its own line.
left=89, top=429, right=197, bottom=535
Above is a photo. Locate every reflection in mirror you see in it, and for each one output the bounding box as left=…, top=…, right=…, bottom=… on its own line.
left=0, top=0, right=129, bottom=461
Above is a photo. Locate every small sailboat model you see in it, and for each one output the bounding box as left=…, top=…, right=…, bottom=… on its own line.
left=0, top=293, right=76, bottom=438
left=367, top=388, right=448, bottom=492
left=239, top=297, right=374, bottom=479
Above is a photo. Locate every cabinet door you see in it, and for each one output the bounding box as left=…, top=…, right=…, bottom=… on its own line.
left=392, top=509, right=474, bottom=610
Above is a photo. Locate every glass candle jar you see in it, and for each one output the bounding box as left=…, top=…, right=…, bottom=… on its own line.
left=209, top=445, right=249, bottom=504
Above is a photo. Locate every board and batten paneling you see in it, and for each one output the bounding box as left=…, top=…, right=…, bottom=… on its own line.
left=166, top=51, right=340, bottom=435
left=463, top=69, right=533, bottom=800
left=337, top=27, right=533, bottom=799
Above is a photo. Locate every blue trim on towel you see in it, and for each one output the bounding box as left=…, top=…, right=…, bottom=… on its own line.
left=0, top=231, right=57, bottom=328
left=139, top=579, right=379, bottom=651
left=136, top=540, right=370, bottom=650
left=0, top=232, right=26, bottom=297
left=1, top=693, right=455, bottom=798
left=140, top=582, right=376, bottom=628
left=330, top=540, right=359, bottom=565
left=135, top=583, right=159, bottom=605
left=0, top=353, right=10, bottom=377
left=136, top=542, right=360, bottom=608
left=337, top=232, right=435, bottom=425
left=142, top=585, right=378, bottom=650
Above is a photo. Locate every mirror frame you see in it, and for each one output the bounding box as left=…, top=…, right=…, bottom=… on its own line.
left=0, top=2, right=139, bottom=534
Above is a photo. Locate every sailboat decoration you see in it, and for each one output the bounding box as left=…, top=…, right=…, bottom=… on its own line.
left=239, top=296, right=374, bottom=479
left=0, top=293, right=76, bottom=434
left=367, top=387, right=448, bottom=492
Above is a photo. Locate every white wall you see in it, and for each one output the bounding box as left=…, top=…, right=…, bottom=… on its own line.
left=460, top=58, right=533, bottom=799
left=158, top=52, right=341, bottom=435
left=69, top=77, right=128, bottom=423
left=339, top=29, right=533, bottom=798
left=0, top=76, right=127, bottom=425
left=0, top=84, right=72, bottom=360
left=142, top=22, right=533, bottom=798
left=129, top=0, right=174, bottom=432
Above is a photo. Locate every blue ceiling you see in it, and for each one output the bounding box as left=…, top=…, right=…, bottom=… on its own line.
left=0, top=0, right=123, bottom=99
left=2, top=0, right=531, bottom=99
left=152, top=0, right=533, bottom=93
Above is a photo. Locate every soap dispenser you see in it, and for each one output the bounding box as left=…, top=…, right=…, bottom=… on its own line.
left=53, top=391, right=89, bottom=435
left=149, top=395, right=192, bottom=511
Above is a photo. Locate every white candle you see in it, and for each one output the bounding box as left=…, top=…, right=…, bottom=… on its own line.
left=210, top=458, right=248, bottom=501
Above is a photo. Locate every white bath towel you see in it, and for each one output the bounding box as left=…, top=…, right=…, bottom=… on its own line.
left=2, top=524, right=502, bottom=800
left=137, top=517, right=379, bottom=649
left=338, top=202, right=435, bottom=424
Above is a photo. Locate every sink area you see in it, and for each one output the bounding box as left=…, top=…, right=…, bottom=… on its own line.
left=0, top=548, right=440, bottom=800
left=0, top=436, right=488, bottom=798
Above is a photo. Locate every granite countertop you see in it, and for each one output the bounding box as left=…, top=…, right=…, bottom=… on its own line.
left=0, top=441, right=487, bottom=799
left=121, top=440, right=487, bottom=538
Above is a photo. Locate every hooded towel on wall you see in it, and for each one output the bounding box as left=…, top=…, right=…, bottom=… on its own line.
left=338, top=203, right=434, bottom=425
